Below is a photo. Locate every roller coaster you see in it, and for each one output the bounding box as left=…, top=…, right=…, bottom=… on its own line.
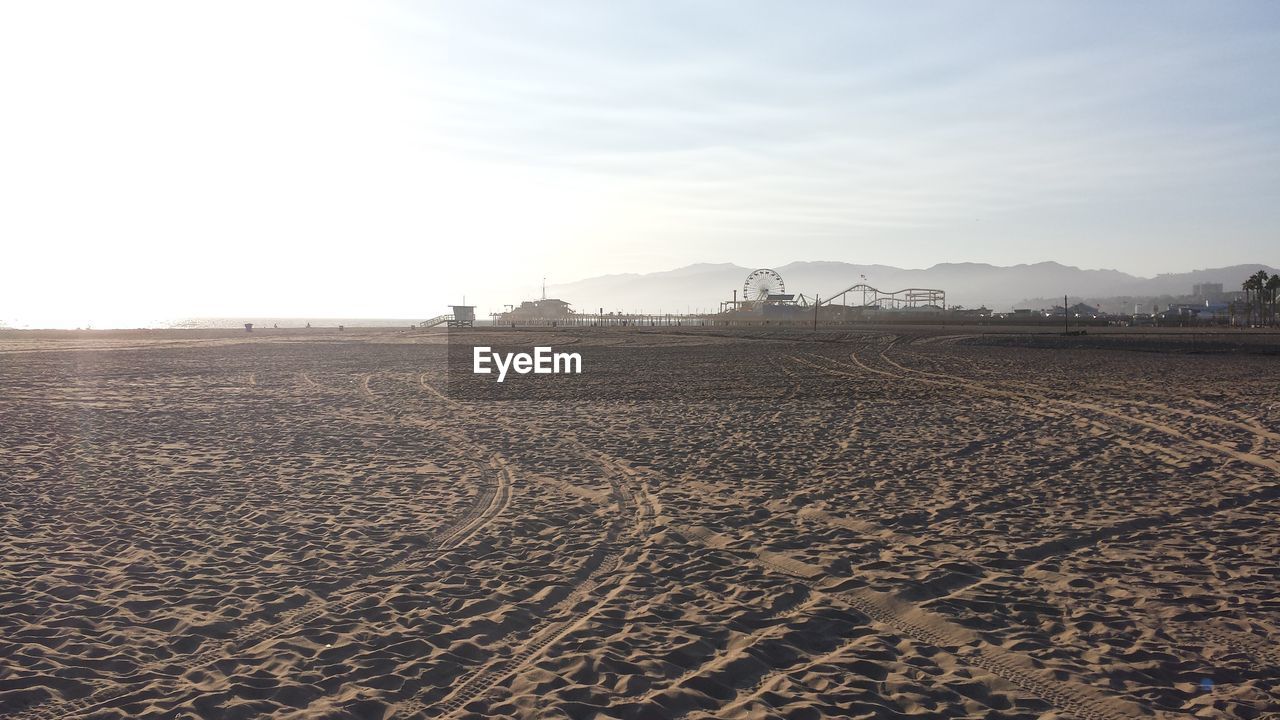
left=818, top=283, right=945, bottom=310
left=722, top=269, right=949, bottom=315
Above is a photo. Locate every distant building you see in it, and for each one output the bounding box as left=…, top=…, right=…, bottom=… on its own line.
left=521, top=298, right=572, bottom=317
left=496, top=298, right=574, bottom=323
left=1049, top=303, right=1100, bottom=317
left=1192, top=282, right=1224, bottom=301
left=1158, top=302, right=1232, bottom=323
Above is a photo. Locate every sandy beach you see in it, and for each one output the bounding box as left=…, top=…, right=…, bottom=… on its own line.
left=1, top=326, right=1277, bottom=719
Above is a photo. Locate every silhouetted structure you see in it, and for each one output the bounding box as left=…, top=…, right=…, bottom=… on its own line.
left=448, top=305, right=475, bottom=328
left=494, top=298, right=574, bottom=323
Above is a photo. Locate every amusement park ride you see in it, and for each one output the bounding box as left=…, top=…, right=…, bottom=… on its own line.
left=721, top=268, right=946, bottom=314
left=424, top=268, right=947, bottom=329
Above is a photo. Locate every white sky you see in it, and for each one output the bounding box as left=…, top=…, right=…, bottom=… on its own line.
left=2, top=1, right=1278, bottom=327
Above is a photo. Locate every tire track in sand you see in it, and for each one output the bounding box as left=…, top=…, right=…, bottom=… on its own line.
left=648, top=590, right=825, bottom=719
left=393, top=377, right=658, bottom=719
left=3, top=456, right=512, bottom=720
left=660, top=349, right=1168, bottom=718
left=892, top=342, right=1280, bottom=443
left=669, top=525, right=1152, bottom=720
left=868, top=340, right=1280, bottom=476
left=2, top=375, right=511, bottom=720
left=793, top=346, right=1280, bottom=667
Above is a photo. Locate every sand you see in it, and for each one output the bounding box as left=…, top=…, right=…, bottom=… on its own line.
left=1, top=326, right=1277, bottom=719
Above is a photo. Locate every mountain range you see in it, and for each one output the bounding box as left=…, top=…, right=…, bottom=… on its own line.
left=544, top=261, right=1278, bottom=314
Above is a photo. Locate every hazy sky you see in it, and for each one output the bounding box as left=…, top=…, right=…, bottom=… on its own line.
left=2, top=1, right=1278, bottom=326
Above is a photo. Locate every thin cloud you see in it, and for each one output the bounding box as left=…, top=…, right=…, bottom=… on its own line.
left=1, top=1, right=1277, bottom=325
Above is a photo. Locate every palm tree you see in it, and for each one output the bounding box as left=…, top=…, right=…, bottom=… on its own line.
left=1243, top=270, right=1270, bottom=326
left=1241, top=277, right=1253, bottom=325
left=1267, top=274, right=1280, bottom=326
left=1259, top=271, right=1272, bottom=325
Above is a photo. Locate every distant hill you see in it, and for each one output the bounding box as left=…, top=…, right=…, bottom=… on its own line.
left=545, top=261, right=1279, bottom=313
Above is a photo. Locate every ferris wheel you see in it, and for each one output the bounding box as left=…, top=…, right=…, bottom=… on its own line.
left=743, top=268, right=785, bottom=303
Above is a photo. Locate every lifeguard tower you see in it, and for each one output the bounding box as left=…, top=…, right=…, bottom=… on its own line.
left=447, top=305, right=475, bottom=328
